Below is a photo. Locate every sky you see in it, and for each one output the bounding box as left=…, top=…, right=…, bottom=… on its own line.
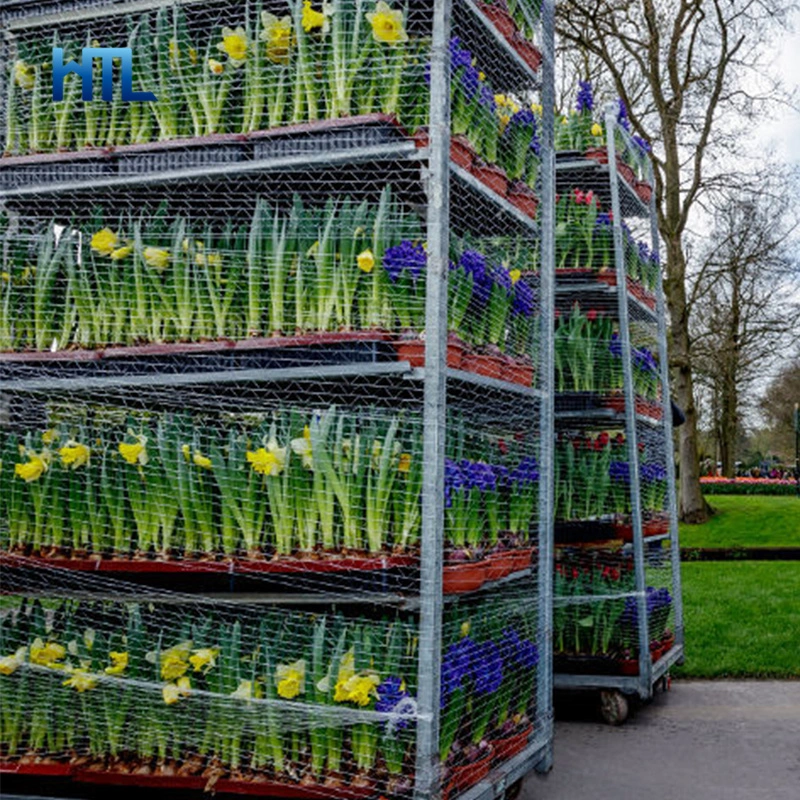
left=758, top=8, right=800, bottom=165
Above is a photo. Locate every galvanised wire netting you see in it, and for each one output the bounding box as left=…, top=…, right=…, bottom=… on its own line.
left=1, top=1, right=555, bottom=797
left=549, top=82, right=681, bottom=696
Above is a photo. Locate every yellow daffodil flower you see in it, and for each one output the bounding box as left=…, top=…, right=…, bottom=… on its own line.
left=161, top=652, right=189, bottom=681
left=479, top=71, right=486, bottom=81
left=188, top=647, right=218, bottom=674
left=397, top=452, right=412, bottom=473
left=110, top=245, right=133, bottom=261
left=63, top=669, right=98, bottom=692
left=105, top=651, right=129, bottom=676
left=302, top=0, right=333, bottom=33
left=0, top=647, right=27, bottom=676
left=162, top=676, right=192, bottom=705
left=208, top=58, right=225, bottom=76
left=328, top=648, right=356, bottom=699
left=460, top=619, right=471, bottom=638
left=357, top=249, right=375, bottom=273
left=341, top=673, right=380, bottom=706
left=371, top=439, right=383, bottom=468
left=195, top=251, right=223, bottom=268
left=591, top=122, right=603, bottom=137
left=143, top=246, right=170, bottom=271
left=59, top=441, right=90, bottom=469
left=217, top=26, right=249, bottom=65
left=13, top=60, right=35, bottom=90
left=291, top=426, right=313, bottom=469
left=15, top=453, right=47, bottom=482
left=1, top=272, right=10, bottom=282
left=41, top=429, right=58, bottom=445
left=246, top=438, right=287, bottom=476
left=509, top=269, right=522, bottom=285
left=260, top=12, right=293, bottom=64
left=119, top=432, right=148, bottom=466
left=366, top=2, right=408, bottom=44
left=182, top=444, right=191, bottom=462
left=91, top=228, right=120, bottom=256
left=231, top=679, right=254, bottom=700
left=192, top=451, right=213, bottom=470
left=168, top=38, right=180, bottom=67
left=30, top=638, right=66, bottom=668
left=275, top=659, right=306, bottom=699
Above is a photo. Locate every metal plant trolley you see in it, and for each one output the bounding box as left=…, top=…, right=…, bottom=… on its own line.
left=551, top=104, right=684, bottom=722
left=0, top=1, right=556, bottom=798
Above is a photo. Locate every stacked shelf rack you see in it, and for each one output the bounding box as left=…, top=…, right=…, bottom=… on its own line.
left=551, top=104, right=684, bottom=720
left=0, top=1, right=555, bottom=798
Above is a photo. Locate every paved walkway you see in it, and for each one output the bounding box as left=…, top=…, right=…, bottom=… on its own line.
left=524, top=680, right=800, bottom=800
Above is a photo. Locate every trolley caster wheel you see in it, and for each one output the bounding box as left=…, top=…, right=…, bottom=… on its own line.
left=599, top=689, right=629, bottom=725
left=504, top=778, right=524, bottom=799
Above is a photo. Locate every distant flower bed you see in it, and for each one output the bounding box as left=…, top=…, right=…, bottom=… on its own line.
left=700, top=477, right=797, bottom=496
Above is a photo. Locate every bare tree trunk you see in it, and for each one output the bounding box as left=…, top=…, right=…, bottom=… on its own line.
left=664, top=235, right=712, bottom=522
left=720, top=349, right=739, bottom=479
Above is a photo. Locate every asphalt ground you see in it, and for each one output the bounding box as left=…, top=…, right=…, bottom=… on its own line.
left=524, top=680, right=800, bottom=800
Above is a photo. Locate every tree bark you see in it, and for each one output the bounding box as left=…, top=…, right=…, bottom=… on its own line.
left=664, top=233, right=712, bottom=522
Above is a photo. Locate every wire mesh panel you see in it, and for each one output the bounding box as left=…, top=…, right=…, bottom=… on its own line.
left=1, top=0, right=555, bottom=797
left=550, top=84, right=682, bottom=702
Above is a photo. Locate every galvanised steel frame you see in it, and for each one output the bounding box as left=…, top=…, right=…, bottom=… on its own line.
left=0, top=1, right=557, bottom=796
left=552, top=104, right=684, bottom=701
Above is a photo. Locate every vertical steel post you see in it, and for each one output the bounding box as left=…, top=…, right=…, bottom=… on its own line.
left=534, top=0, right=556, bottom=774
left=649, top=159, right=685, bottom=657
left=413, top=1, right=451, bottom=797
left=604, top=106, right=650, bottom=698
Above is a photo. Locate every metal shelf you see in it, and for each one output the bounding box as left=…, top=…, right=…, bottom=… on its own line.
left=456, top=0, right=542, bottom=90
left=554, top=590, right=637, bottom=606
left=459, top=736, right=552, bottom=799
left=0, top=134, right=420, bottom=199
left=555, top=158, right=649, bottom=219
left=554, top=406, right=664, bottom=428
left=555, top=280, right=657, bottom=323
left=451, top=163, right=541, bottom=238
left=553, top=643, right=684, bottom=696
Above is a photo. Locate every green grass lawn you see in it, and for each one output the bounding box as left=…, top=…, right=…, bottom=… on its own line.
left=675, top=561, right=800, bottom=678
left=678, top=495, right=800, bottom=548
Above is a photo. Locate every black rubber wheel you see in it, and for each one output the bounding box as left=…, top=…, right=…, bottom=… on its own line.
left=599, top=689, right=629, bottom=725
left=505, top=778, right=524, bottom=799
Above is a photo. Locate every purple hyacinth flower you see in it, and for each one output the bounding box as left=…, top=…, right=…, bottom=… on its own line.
left=512, top=278, right=536, bottom=317
left=449, top=37, right=473, bottom=71
left=609, top=332, right=623, bottom=358
left=472, top=640, right=504, bottom=696
left=493, top=265, right=514, bottom=297
left=617, top=97, right=631, bottom=131
left=575, top=80, right=594, bottom=113
left=383, top=241, right=426, bottom=284
left=609, top=461, right=631, bottom=484
left=461, top=65, right=481, bottom=101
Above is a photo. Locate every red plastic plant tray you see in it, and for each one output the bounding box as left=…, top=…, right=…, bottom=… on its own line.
left=247, top=112, right=409, bottom=141
left=0, top=552, right=417, bottom=575
left=0, top=331, right=393, bottom=361
left=0, top=761, right=74, bottom=776
left=75, top=771, right=206, bottom=789
left=234, top=554, right=418, bottom=574
left=72, top=769, right=377, bottom=798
